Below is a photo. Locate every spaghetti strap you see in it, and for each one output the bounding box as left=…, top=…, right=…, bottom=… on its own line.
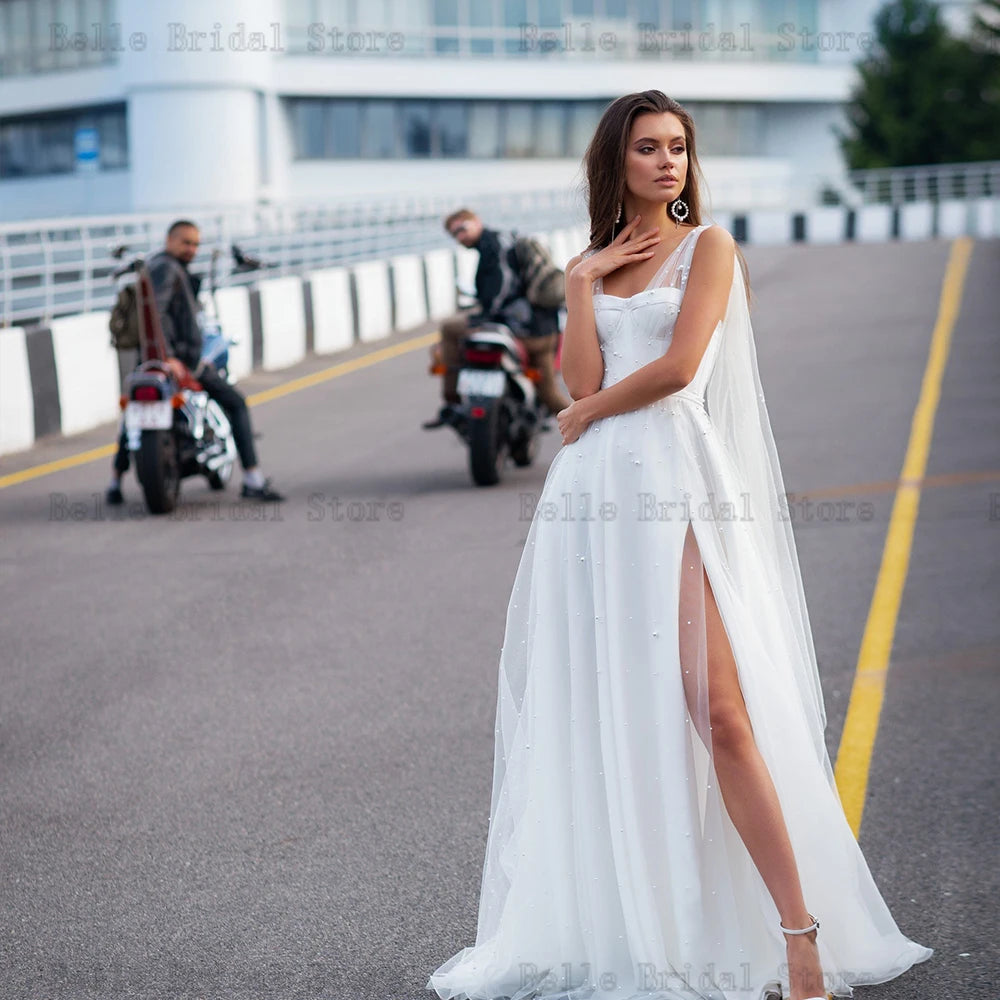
left=648, top=223, right=712, bottom=294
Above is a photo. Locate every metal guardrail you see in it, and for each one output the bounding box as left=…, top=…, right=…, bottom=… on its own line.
left=0, top=188, right=585, bottom=328
left=847, top=160, right=1000, bottom=205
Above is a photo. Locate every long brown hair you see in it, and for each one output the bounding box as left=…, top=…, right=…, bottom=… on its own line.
left=583, top=90, right=751, bottom=304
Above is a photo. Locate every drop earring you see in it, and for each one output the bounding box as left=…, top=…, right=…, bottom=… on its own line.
left=616, top=204, right=623, bottom=224
left=670, top=198, right=689, bottom=224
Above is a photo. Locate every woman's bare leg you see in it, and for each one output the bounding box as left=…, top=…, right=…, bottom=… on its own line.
left=678, top=524, right=826, bottom=1000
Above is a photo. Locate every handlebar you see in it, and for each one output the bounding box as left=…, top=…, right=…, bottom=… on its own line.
left=111, top=257, right=144, bottom=280
left=109, top=241, right=276, bottom=284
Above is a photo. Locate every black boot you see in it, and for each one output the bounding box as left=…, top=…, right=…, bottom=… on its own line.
left=422, top=403, right=460, bottom=430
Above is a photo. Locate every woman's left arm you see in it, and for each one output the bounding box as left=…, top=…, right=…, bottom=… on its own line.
left=557, top=226, right=736, bottom=445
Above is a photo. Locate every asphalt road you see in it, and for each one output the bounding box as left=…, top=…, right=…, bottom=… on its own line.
left=1, top=237, right=997, bottom=1000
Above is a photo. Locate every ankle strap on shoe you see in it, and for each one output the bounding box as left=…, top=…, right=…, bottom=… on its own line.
left=779, top=912, right=820, bottom=935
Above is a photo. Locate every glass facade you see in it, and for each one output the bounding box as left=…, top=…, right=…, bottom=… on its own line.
left=282, top=0, right=824, bottom=60
left=0, top=0, right=118, bottom=76
left=0, top=104, right=128, bottom=178
left=287, top=96, right=766, bottom=160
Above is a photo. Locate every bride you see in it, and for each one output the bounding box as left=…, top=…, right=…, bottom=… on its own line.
left=426, top=90, right=931, bottom=1000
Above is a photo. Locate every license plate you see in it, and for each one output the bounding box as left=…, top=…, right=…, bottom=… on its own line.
left=124, top=400, right=173, bottom=431
left=458, top=368, right=505, bottom=398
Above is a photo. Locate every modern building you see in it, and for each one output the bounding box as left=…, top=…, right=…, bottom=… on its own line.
left=0, top=0, right=976, bottom=222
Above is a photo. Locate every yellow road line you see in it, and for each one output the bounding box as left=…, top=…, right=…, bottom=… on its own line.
left=834, top=236, right=974, bottom=836
left=0, top=443, right=118, bottom=489
left=788, top=467, right=1000, bottom=501
left=245, top=331, right=439, bottom=406
left=0, top=330, right=439, bottom=491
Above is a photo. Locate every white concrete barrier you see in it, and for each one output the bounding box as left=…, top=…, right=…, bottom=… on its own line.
left=424, top=248, right=457, bottom=320
left=49, top=311, right=119, bottom=437
left=806, top=207, right=844, bottom=244
left=0, top=327, right=34, bottom=455
left=857, top=205, right=893, bottom=242
left=212, top=286, right=254, bottom=380
left=937, top=200, right=969, bottom=238
left=258, top=276, right=307, bottom=371
left=390, top=254, right=428, bottom=330
left=352, top=260, right=393, bottom=343
left=747, top=210, right=790, bottom=246
left=900, top=202, right=933, bottom=241
left=972, top=197, right=1000, bottom=238
left=307, top=266, right=354, bottom=354
left=455, top=247, right=478, bottom=297
left=199, top=288, right=253, bottom=381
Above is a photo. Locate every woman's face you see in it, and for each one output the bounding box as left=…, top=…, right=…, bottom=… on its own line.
left=623, top=111, right=689, bottom=209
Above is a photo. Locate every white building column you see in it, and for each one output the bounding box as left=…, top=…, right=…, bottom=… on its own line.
left=118, top=0, right=282, bottom=212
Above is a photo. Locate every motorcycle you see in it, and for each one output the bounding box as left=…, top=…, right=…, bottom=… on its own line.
left=111, top=245, right=255, bottom=514
left=428, top=290, right=550, bottom=487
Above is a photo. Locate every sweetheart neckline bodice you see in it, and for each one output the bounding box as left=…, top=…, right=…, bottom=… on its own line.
left=593, top=285, right=682, bottom=305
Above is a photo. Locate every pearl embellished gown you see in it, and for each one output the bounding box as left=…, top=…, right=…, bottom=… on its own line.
left=427, top=224, right=932, bottom=1000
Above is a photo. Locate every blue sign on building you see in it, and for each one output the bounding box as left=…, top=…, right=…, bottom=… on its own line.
left=74, top=127, right=100, bottom=171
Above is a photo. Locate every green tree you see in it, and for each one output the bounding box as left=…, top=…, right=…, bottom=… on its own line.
left=838, top=0, right=1000, bottom=169
left=972, top=0, right=1000, bottom=45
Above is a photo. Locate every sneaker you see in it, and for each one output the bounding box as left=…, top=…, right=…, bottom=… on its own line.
left=105, top=484, right=124, bottom=505
left=240, top=478, right=285, bottom=501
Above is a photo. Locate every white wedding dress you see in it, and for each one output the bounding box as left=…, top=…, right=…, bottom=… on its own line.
left=427, top=224, right=932, bottom=1000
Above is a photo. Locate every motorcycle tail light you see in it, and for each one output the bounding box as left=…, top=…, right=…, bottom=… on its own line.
left=171, top=394, right=185, bottom=409
left=119, top=395, right=127, bottom=410
left=470, top=406, right=487, bottom=419
left=133, top=385, right=161, bottom=401
left=524, top=366, right=542, bottom=383
left=465, top=346, right=503, bottom=365
left=429, top=363, right=447, bottom=375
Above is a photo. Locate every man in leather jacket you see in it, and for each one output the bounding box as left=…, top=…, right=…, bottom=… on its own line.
left=106, top=220, right=283, bottom=503
left=423, top=209, right=571, bottom=429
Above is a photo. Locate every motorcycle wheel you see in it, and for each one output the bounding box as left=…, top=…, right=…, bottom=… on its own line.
left=468, top=398, right=508, bottom=487
left=137, top=429, right=180, bottom=514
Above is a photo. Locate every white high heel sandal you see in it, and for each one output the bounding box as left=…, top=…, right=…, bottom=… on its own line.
left=779, top=913, right=832, bottom=1000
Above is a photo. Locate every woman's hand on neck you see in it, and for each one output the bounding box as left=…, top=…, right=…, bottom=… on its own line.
left=622, top=196, right=683, bottom=237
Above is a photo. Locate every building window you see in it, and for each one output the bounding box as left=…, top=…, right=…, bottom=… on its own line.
left=292, top=99, right=329, bottom=158
left=468, top=102, right=501, bottom=158
left=285, top=96, right=767, bottom=161
left=685, top=100, right=765, bottom=155
left=329, top=100, right=362, bottom=157
left=401, top=101, right=433, bottom=157
left=432, top=0, right=460, bottom=53
left=536, top=102, right=567, bottom=158
left=280, top=0, right=838, bottom=62
left=362, top=101, right=398, bottom=158
left=568, top=101, right=606, bottom=157
left=468, top=1, right=495, bottom=55
left=502, top=102, right=535, bottom=157
left=435, top=101, right=468, bottom=157
left=503, top=0, right=529, bottom=55
left=0, top=103, right=129, bottom=178
left=0, top=0, right=117, bottom=76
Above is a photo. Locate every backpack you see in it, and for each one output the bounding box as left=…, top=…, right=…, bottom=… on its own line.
left=514, top=237, right=566, bottom=310
left=108, top=281, right=140, bottom=350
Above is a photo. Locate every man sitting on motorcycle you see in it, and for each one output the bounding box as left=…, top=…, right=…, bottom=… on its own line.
left=106, top=220, right=284, bottom=503
left=423, top=209, right=572, bottom=429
